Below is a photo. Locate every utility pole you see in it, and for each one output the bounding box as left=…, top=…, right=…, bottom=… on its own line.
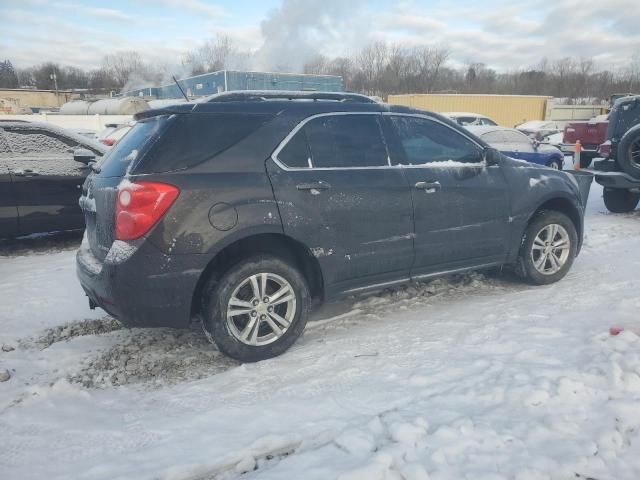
left=50, top=70, right=59, bottom=106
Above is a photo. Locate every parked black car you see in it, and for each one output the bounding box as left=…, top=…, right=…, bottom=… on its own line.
left=77, top=91, right=588, bottom=362
left=592, top=95, right=640, bottom=212
left=0, top=120, right=107, bottom=238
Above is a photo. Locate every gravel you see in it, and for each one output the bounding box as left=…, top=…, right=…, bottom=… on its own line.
left=68, top=325, right=237, bottom=388
left=21, top=317, right=123, bottom=349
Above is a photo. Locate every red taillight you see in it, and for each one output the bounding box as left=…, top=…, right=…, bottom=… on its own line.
left=101, top=138, right=115, bottom=146
left=115, top=181, right=180, bottom=241
left=598, top=141, right=611, bottom=158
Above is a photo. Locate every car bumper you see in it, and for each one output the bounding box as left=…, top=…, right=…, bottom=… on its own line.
left=590, top=170, right=640, bottom=190
left=560, top=143, right=599, bottom=155
left=76, top=238, right=206, bottom=328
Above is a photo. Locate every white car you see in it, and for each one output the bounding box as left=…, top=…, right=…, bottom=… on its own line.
left=516, top=120, right=564, bottom=140
left=96, top=123, right=132, bottom=147
left=442, top=112, right=498, bottom=126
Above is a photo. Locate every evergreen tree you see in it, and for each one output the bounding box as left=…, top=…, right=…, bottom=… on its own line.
left=0, top=60, right=19, bottom=88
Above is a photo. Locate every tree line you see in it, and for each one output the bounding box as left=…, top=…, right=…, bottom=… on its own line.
left=2, top=36, right=639, bottom=103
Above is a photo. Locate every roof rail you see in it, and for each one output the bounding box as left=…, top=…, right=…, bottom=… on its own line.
left=205, top=90, right=377, bottom=104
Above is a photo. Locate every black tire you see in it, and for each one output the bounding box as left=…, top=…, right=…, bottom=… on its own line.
left=516, top=211, right=578, bottom=285
left=617, top=126, right=640, bottom=178
left=603, top=188, right=640, bottom=213
left=547, top=158, right=563, bottom=170
left=203, top=255, right=310, bottom=362
left=579, top=153, right=594, bottom=169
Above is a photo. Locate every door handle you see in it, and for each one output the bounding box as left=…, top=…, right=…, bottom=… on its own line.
left=296, top=181, right=331, bottom=191
left=414, top=181, right=441, bottom=193
left=12, top=169, right=40, bottom=177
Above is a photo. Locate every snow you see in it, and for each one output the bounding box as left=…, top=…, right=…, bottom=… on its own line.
left=1, top=184, right=640, bottom=480
left=405, top=159, right=486, bottom=168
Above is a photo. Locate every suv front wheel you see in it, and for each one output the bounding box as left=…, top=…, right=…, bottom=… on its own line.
left=517, top=211, right=577, bottom=285
left=204, top=255, right=311, bottom=362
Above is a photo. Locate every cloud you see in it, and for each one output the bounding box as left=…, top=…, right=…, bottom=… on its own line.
left=2, top=0, right=639, bottom=73
left=84, top=7, right=133, bottom=21
left=156, top=0, right=225, bottom=19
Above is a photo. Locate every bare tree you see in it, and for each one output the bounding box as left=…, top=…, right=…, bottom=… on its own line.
left=102, top=51, right=145, bottom=87
left=184, top=35, right=236, bottom=75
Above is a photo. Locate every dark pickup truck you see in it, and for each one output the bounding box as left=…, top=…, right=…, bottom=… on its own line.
left=591, top=95, right=640, bottom=212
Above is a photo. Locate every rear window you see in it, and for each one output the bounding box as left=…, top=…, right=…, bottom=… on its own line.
left=136, top=113, right=275, bottom=174
left=98, top=116, right=169, bottom=177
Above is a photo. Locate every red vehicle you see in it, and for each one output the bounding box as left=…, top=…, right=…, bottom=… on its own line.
left=560, top=116, right=609, bottom=168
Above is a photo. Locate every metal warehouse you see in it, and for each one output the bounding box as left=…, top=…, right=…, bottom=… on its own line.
left=122, top=70, right=343, bottom=99
left=388, top=94, right=551, bottom=127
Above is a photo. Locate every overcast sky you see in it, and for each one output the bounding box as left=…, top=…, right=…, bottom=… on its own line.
left=1, top=0, right=639, bottom=72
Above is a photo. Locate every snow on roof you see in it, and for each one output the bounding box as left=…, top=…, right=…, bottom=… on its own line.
left=442, top=112, right=492, bottom=118
left=464, top=125, right=512, bottom=134
left=0, top=119, right=107, bottom=155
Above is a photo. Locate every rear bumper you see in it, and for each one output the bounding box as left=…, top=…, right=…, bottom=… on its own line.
left=560, top=143, right=599, bottom=155
left=591, top=170, right=640, bottom=190
left=76, top=238, right=206, bottom=328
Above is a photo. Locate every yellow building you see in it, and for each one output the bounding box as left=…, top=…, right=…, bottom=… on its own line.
left=0, top=88, right=73, bottom=111
left=388, top=94, right=550, bottom=127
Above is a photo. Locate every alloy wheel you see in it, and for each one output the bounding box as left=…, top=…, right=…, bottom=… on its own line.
left=226, top=272, right=296, bottom=346
left=530, top=224, right=571, bottom=275
left=631, top=138, right=640, bottom=168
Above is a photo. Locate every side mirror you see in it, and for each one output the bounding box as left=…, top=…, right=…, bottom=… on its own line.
left=72, top=148, right=96, bottom=165
left=532, top=139, right=540, bottom=150
left=483, top=147, right=501, bottom=166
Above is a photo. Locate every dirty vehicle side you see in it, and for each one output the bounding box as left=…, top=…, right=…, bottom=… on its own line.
left=592, top=95, right=640, bottom=213
left=76, top=91, right=587, bottom=362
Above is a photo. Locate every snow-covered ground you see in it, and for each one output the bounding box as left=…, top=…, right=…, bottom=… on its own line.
left=1, top=184, right=640, bottom=480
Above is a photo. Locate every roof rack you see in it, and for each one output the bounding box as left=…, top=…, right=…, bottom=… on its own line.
left=205, top=90, right=377, bottom=104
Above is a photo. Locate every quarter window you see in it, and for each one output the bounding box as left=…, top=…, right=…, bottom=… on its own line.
left=304, top=115, right=388, bottom=168
left=388, top=116, right=483, bottom=165
left=278, top=130, right=311, bottom=168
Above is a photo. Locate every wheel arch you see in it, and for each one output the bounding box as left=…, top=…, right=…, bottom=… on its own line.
left=190, top=232, right=325, bottom=320
left=525, top=196, right=583, bottom=252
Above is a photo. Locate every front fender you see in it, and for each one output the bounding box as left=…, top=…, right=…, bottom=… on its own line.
left=500, top=156, right=584, bottom=262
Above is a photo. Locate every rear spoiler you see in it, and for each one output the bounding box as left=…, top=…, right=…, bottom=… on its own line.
left=134, top=103, right=197, bottom=121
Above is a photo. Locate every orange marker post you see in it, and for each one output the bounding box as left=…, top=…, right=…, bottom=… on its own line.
left=574, top=140, right=582, bottom=170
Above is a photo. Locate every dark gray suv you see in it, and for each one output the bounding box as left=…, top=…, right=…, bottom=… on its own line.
left=77, top=91, right=588, bottom=362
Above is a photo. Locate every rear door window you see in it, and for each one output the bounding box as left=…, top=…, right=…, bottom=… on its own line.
left=304, top=114, right=387, bottom=168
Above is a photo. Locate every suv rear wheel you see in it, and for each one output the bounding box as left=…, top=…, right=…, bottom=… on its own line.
left=517, top=211, right=577, bottom=285
left=617, top=127, right=640, bottom=178
left=603, top=188, right=640, bottom=213
left=203, top=255, right=310, bottom=362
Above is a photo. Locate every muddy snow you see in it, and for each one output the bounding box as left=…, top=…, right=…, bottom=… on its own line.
left=1, top=183, right=640, bottom=480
